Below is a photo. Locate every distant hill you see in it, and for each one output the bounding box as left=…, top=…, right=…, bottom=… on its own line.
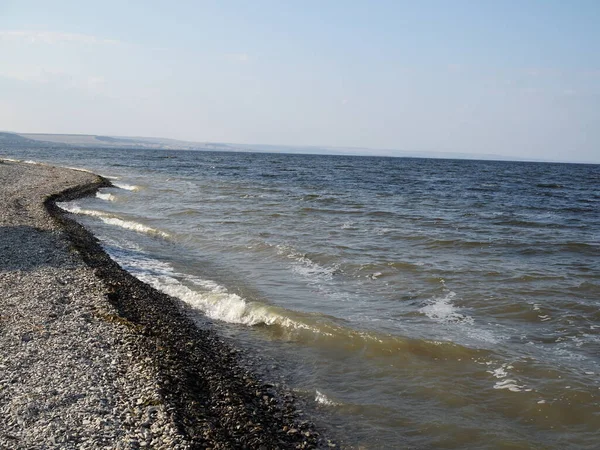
left=0, top=132, right=40, bottom=146
left=3, top=131, right=559, bottom=162
left=17, top=133, right=240, bottom=151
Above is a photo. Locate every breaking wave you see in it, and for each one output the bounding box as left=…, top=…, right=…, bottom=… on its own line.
left=58, top=203, right=169, bottom=238
left=96, top=191, right=117, bottom=201
left=113, top=182, right=140, bottom=191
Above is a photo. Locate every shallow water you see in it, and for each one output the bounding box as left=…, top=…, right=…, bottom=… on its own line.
left=2, top=146, right=599, bottom=449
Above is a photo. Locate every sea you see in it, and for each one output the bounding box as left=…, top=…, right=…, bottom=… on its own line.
left=2, top=145, right=599, bottom=449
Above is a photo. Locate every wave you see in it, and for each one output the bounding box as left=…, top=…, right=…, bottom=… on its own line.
left=350, top=261, right=425, bottom=279
left=100, top=217, right=169, bottom=238
left=487, top=363, right=530, bottom=393
left=299, top=207, right=363, bottom=215
left=63, top=166, right=94, bottom=174
left=113, top=182, right=140, bottom=191
left=420, top=290, right=501, bottom=345
left=59, top=204, right=109, bottom=218
left=315, top=390, right=340, bottom=406
left=96, top=192, right=117, bottom=202
left=58, top=204, right=169, bottom=238
left=101, top=243, right=484, bottom=361
left=275, top=244, right=339, bottom=281
left=420, top=291, right=474, bottom=325
left=536, top=183, right=564, bottom=189
left=111, top=249, right=328, bottom=330
left=424, top=238, right=491, bottom=249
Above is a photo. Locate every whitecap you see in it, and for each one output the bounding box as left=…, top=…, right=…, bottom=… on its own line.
left=493, top=379, right=525, bottom=392
left=420, top=291, right=474, bottom=325
left=275, top=244, right=338, bottom=282
left=130, top=263, right=313, bottom=330
left=113, top=182, right=140, bottom=191
left=96, top=192, right=116, bottom=202
left=315, top=390, right=340, bottom=406
left=99, top=217, right=169, bottom=238
left=487, top=363, right=527, bottom=393
left=58, top=204, right=169, bottom=238
left=64, top=166, right=94, bottom=174
left=58, top=204, right=110, bottom=218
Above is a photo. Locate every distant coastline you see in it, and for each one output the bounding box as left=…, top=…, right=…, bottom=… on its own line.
left=2, top=131, right=596, bottom=165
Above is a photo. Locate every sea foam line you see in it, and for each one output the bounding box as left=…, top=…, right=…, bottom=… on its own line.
left=58, top=204, right=169, bottom=238
left=63, top=166, right=94, bottom=174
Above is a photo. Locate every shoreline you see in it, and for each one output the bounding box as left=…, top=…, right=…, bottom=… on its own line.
left=1, top=160, right=329, bottom=449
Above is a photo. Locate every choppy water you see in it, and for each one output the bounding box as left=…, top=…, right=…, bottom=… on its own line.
left=2, top=146, right=599, bottom=449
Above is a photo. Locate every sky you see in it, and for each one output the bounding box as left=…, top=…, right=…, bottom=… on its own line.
left=1, top=0, right=599, bottom=163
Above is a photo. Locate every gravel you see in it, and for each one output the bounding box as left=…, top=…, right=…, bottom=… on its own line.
left=0, top=160, right=330, bottom=449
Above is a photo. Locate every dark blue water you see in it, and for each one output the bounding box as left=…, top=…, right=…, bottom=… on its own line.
left=2, top=146, right=599, bottom=449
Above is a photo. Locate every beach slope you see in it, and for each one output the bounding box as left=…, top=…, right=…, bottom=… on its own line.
left=0, top=161, right=323, bottom=449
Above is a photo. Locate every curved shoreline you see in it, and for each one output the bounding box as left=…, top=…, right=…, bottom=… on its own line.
left=1, top=161, right=328, bottom=449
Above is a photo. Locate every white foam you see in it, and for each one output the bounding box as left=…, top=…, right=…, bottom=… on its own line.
left=58, top=204, right=169, bottom=238
left=493, top=379, right=525, bottom=392
left=102, top=245, right=332, bottom=336
left=113, top=182, right=140, bottom=191
left=100, top=217, right=169, bottom=238
left=487, top=363, right=527, bottom=393
left=315, top=390, right=339, bottom=406
left=420, top=291, right=474, bottom=325
left=96, top=192, right=116, bottom=202
left=134, top=265, right=312, bottom=330
left=489, top=366, right=510, bottom=378
left=275, top=244, right=338, bottom=282
left=64, top=166, right=94, bottom=174
left=59, top=204, right=110, bottom=218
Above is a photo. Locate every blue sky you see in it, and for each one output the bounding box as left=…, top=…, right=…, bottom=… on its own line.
left=1, top=0, right=599, bottom=162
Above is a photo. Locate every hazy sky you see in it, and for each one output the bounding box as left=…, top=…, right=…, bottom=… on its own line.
left=1, top=1, right=599, bottom=162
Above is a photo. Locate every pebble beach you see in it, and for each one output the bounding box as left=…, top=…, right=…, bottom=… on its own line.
left=0, top=160, right=326, bottom=449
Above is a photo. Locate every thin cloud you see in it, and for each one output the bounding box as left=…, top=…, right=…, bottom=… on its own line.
left=0, top=30, right=120, bottom=45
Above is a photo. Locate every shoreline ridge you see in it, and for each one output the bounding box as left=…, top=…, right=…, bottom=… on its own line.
left=1, top=160, right=328, bottom=449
